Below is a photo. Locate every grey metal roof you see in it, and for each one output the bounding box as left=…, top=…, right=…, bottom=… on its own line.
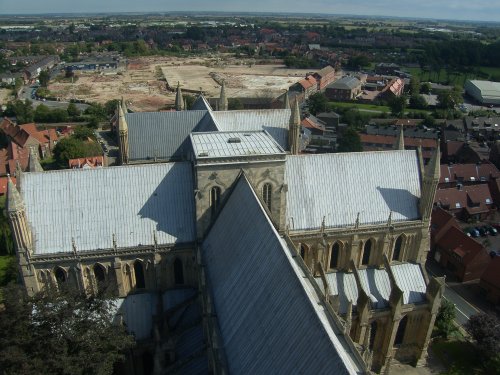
left=21, top=162, right=195, bottom=254
left=328, top=76, right=361, bottom=90
left=202, top=175, right=361, bottom=375
left=316, top=263, right=427, bottom=314
left=191, top=95, right=213, bottom=111
left=211, top=109, right=291, bottom=150
left=285, top=151, right=422, bottom=231
left=113, top=293, right=158, bottom=341
left=191, top=131, right=284, bottom=159
left=126, top=111, right=217, bottom=161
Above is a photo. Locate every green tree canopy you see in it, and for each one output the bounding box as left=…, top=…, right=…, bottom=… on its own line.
left=53, top=136, right=102, bottom=168
left=0, top=284, right=135, bottom=375
left=5, top=99, right=34, bottom=124
left=337, top=127, right=362, bottom=153
left=67, top=102, right=81, bottom=118
left=388, top=95, right=407, bottom=117
left=433, top=299, right=457, bottom=339
left=307, top=92, right=329, bottom=115
left=437, top=87, right=463, bottom=110
left=38, top=69, right=50, bottom=88
left=409, top=94, right=428, bottom=110
left=228, top=98, right=244, bottom=110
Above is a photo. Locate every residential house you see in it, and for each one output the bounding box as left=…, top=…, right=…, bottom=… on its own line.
left=325, top=76, right=362, bottom=101
left=434, top=184, right=493, bottom=222
left=434, top=226, right=490, bottom=282
left=464, top=116, right=500, bottom=141
left=439, top=162, right=499, bottom=189
left=312, top=65, right=336, bottom=91
left=69, top=156, right=105, bottom=169
left=290, top=75, right=317, bottom=100
left=360, top=134, right=437, bottom=163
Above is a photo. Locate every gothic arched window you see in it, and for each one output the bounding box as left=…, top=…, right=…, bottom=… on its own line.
left=362, top=239, right=373, bottom=266
left=262, top=183, right=272, bottom=211
left=330, top=242, right=340, bottom=269
left=393, top=235, right=404, bottom=261
left=394, top=315, right=408, bottom=346
left=370, top=321, right=378, bottom=349
left=134, top=260, right=145, bottom=289
left=54, top=267, right=67, bottom=287
left=300, top=244, right=308, bottom=260
left=210, top=186, right=221, bottom=217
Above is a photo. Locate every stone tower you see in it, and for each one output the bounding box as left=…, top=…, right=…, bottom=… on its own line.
left=175, top=81, right=185, bottom=111
left=28, top=147, right=43, bottom=172
left=218, top=81, right=228, bottom=111
left=288, top=98, right=301, bottom=155
left=283, top=90, right=290, bottom=110
left=420, top=143, right=440, bottom=222
left=394, top=125, right=404, bottom=150
left=7, top=176, right=38, bottom=294
left=118, top=103, right=129, bottom=165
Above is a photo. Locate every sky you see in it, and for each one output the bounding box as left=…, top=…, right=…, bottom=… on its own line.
left=1, top=0, right=500, bottom=23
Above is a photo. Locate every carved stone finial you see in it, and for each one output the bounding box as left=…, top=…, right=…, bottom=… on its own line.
left=72, top=237, right=77, bottom=254
left=355, top=212, right=360, bottom=229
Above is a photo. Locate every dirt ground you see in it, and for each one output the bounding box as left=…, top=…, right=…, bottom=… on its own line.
left=0, top=88, right=13, bottom=106
left=46, top=56, right=313, bottom=112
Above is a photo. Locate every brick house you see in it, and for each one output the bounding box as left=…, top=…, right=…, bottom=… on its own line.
left=434, top=226, right=490, bottom=282
left=434, top=184, right=493, bottom=221
left=325, top=77, right=362, bottom=101
left=439, top=162, right=499, bottom=189
left=312, top=65, right=335, bottom=91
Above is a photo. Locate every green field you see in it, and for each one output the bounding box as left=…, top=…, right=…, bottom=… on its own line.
left=405, top=66, right=500, bottom=86
left=330, top=101, right=431, bottom=115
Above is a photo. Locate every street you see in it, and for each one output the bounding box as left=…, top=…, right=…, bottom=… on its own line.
left=18, top=84, right=89, bottom=111
left=426, top=261, right=481, bottom=327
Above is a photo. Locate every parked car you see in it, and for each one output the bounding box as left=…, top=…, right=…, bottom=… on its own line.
left=465, top=227, right=480, bottom=237
left=486, top=225, right=498, bottom=236
left=491, top=223, right=500, bottom=231
left=477, top=226, right=488, bottom=237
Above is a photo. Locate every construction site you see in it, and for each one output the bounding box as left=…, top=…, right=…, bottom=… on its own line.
left=45, top=56, right=313, bottom=112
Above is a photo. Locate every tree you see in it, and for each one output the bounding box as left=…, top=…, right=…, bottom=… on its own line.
left=409, top=94, right=428, bottom=110
left=5, top=99, right=34, bottom=124
left=420, top=82, right=431, bottom=94
left=437, top=87, right=463, bottom=110
left=388, top=95, right=407, bottom=117
left=433, top=299, right=457, bottom=338
left=337, top=127, right=362, bottom=153
left=0, top=284, right=135, bottom=375
left=38, top=69, right=50, bottom=88
left=466, top=313, right=500, bottom=356
left=53, top=136, right=102, bottom=168
left=408, top=77, right=420, bottom=96
left=228, top=98, right=244, bottom=110
left=67, top=102, right=81, bottom=118
left=307, top=92, right=329, bottom=115
left=104, top=99, right=120, bottom=117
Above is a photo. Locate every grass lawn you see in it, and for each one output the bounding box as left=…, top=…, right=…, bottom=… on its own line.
left=330, top=101, right=390, bottom=112
left=431, top=339, right=484, bottom=375
left=330, top=101, right=431, bottom=115
left=404, top=66, right=500, bottom=86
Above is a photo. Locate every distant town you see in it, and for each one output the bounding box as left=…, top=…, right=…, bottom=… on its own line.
left=1, top=12, right=500, bottom=375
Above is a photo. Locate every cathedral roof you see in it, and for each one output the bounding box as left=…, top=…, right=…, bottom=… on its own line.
left=285, top=150, right=422, bottom=231
left=21, top=162, right=195, bottom=254
left=190, top=130, right=285, bottom=159
left=316, top=263, right=427, bottom=314
left=211, top=109, right=291, bottom=150
left=202, top=175, right=363, bottom=374
left=125, top=111, right=217, bottom=162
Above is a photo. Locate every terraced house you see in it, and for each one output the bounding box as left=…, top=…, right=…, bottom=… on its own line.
left=8, top=90, right=443, bottom=374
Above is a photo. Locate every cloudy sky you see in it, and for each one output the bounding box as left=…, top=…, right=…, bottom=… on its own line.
left=1, top=0, right=499, bottom=22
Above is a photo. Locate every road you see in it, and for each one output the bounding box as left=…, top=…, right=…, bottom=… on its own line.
left=19, top=84, right=89, bottom=111
left=426, top=261, right=480, bottom=327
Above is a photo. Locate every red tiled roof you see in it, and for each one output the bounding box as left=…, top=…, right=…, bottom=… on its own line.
left=445, top=141, right=465, bottom=156
left=435, top=184, right=493, bottom=214
left=69, top=156, right=104, bottom=168
left=0, top=176, right=15, bottom=195
left=299, top=76, right=317, bottom=90
left=301, top=117, right=325, bottom=131
left=439, top=162, right=499, bottom=184
left=436, top=226, right=485, bottom=264
left=360, top=134, right=437, bottom=148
